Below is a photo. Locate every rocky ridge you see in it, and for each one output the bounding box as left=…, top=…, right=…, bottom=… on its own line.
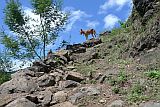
left=0, top=0, right=160, bottom=106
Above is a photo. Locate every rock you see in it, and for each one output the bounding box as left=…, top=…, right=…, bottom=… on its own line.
left=6, top=98, right=36, bottom=107
left=51, top=101, right=77, bottom=107
left=99, top=31, right=111, bottom=36
left=32, top=61, right=50, bottom=73
left=37, top=74, right=56, bottom=87
left=37, top=90, right=53, bottom=106
left=69, top=92, right=84, bottom=104
left=95, top=73, right=103, bottom=80
left=66, top=44, right=83, bottom=50
left=139, top=102, right=160, bottom=107
left=80, top=86, right=101, bottom=96
left=108, top=100, right=124, bottom=107
left=133, top=0, right=154, bottom=17
left=99, top=75, right=107, bottom=83
left=49, top=72, right=63, bottom=85
left=69, top=86, right=101, bottom=104
left=0, top=77, right=38, bottom=94
left=35, top=72, right=45, bottom=77
left=58, top=80, right=81, bottom=89
left=99, top=99, right=106, bottom=103
left=25, top=95, right=39, bottom=104
left=74, top=47, right=86, bottom=53
left=11, top=69, right=35, bottom=79
left=45, top=58, right=60, bottom=67
left=83, top=38, right=102, bottom=48
left=67, top=66, right=76, bottom=70
left=142, top=9, right=154, bottom=24
left=55, top=69, right=65, bottom=74
left=0, top=93, right=27, bottom=107
left=52, top=91, right=68, bottom=104
left=45, top=86, right=58, bottom=93
left=66, top=44, right=86, bottom=53
left=91, top=52, right=99, bottom=59
left=28, top=66, right=47, bottom=74
left=55, top=50, right=70, bottom=60
left=68, top=61, right=74, bottom=65
left=58, top=55, right=68, bottom=64
left=66, top=71, right=84, bottom=82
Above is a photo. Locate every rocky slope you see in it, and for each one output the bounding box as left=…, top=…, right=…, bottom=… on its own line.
left=0, top=0, right=160, bottom=107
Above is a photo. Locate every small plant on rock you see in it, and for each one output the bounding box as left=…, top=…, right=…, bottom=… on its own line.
left=145, top=69, right=160, bottom=79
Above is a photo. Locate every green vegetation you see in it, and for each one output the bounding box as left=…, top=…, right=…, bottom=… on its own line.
left=112, top=86, right=120, bottom=94
left=0, top=49, right=12, bottom=72
left=127, top=83, right=148, bottom=103
left=0, top=0, right=68, bottom=60
left=108, top=71, right=128, bottom=86
left=0, top=72, right=11, bottom=85
left=75, top=63, right=95, bottom=76
left=145, top=70, right=160, bottom=79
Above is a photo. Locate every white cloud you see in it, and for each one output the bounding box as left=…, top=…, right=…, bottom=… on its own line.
left=86, top=20, right=100, bottom=28
left=11, top=59, right=33, bottom=71
left=104, top=14, right=120, bottom=30
left=23, top=7, right=66, bottom=36
left=64, top=7, right=92, bottom=32
left=23, top=7, right=41, bottom=35
left=99, top=0, right=132, bottom=14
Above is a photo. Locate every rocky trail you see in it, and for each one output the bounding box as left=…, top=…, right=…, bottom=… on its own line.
left=0, top=0, right=160, bottom=106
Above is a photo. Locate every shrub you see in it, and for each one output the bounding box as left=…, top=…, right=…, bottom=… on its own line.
left=0, top=72, right=11, bottom=85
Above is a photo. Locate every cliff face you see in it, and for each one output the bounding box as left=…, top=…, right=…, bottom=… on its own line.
left=128, top=0, right=160, bottom=57
left=131, top=0, right=160, bottom=24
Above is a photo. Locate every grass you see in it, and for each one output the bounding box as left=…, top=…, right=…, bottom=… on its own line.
left=145, top=69, right=160, bottom=79
left=127, top=82, right=148, bottom=103
left=107, top=70, right=128, bottom=95
left=108, top=71, right=128, bottom=86
left=0, top=72, right=11, bottom=85
left=75, top=63, right=96, bottom=76
left=112, top=86, right=120, bottom=94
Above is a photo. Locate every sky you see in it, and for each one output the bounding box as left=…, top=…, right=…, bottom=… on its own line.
left=0, top=0, right=133, bottom=49
left=0, top=0, right=133, bottom=70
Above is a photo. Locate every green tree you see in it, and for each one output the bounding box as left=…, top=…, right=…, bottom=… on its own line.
left=0, top=0, right=68, bottom=60
left=0, top=49, right=12, bottom=72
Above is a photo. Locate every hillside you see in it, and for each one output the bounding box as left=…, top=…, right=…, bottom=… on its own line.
left=0, top=0, right=160, bottom=107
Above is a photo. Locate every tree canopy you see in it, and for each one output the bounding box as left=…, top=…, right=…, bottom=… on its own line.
left=0, top=0, right=68, bottom=60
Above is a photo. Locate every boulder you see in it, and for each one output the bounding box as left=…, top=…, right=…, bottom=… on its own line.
left=37, top=90, right=53, bottom=106
left=52, top=91, right=68, bottom=104
left=67, top=66, right=76, bottom=70
left=11, top=69, right=35, bottom=79
left=69, top=86, right=101, bottom=104
left=65, top=71, right=84, bottom=82
left=32, top=61, right=50, bottom=73
left=108, top=100, right=124, bottom=107
left=54, top=50, right=70, bottom=61
left=66, top=44, right=86, bottom=53
left=49, top=72, right=63, bottom=83
left=51, top=101, right=77, bottom=107
left=58, top=80, right=81, bottom=89
left=0, top=93, right=28, bottom=107
left=0, top=77, right=38, bottom=94
left=80, top=86, right=101, bottom=96
left=25, top=95, right=39, bottom=104
left=83, top=38, right=102, bottom=48
left=139, top=102, right=160, bottom=107
left=37, top=74, right=56, bottom=87
left=69, top=92, right=84, bottom=104
left=6, top=98, right=36, bottom=107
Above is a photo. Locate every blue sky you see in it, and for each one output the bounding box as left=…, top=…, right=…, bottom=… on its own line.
left=0, top=0, right=133, bottom=70
left=0, top=0, right=133, bottom=51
